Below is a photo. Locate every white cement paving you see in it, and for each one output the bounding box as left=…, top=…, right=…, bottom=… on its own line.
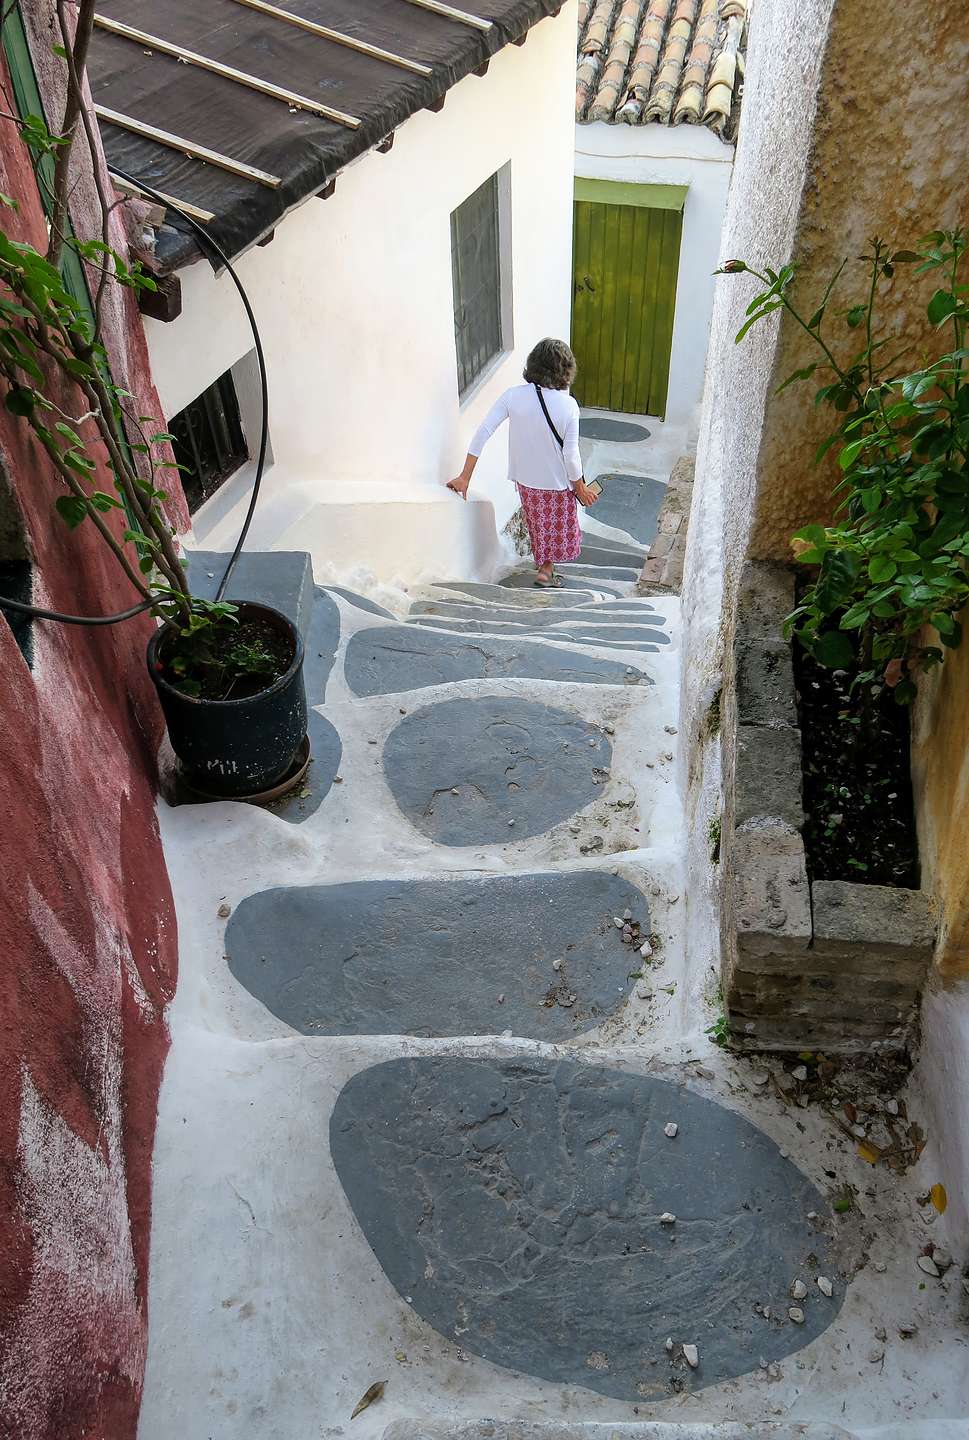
left=142, top=490, right=968, bottom=1438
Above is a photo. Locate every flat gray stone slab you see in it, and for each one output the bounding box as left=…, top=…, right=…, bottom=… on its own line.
left=434, top=583, right=595, bottom=609
left=591, top=475, right=668, bottom=546
left=331, top=1058, right=844, bottom=1401
left=500, top=572, right=625, bottom=596
left=325, top=585, right=395, bottom=619
left=346, top=627, right=649, bottom=698
left=186, top=550, right=314, bottom=637
left=266, top=708, right=341, bottom=825
left=579, top=417, right=651, bottom=442
left=559, top=564, right=641, bottom=583
left=410, top=600, right=656, bottom=628
left=304, top=588, right=340, bottom=705
left=408, top=619, right=667, bottom=651
left=578, top=542, right=646, bottom=568
left=225, top=872, right=649, bottom=1038
left=384, top=697, right=613, bottom=844
left=384, top=1425, right=858, bottom=1440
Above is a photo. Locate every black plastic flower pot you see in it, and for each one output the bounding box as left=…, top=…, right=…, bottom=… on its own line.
left=147, top=601, right=307, bottom=799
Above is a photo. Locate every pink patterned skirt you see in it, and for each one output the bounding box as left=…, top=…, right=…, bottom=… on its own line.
left=516, top=484, right=582, bottom=567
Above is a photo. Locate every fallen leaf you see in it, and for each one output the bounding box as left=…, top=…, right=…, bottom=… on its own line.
left=843, top=1102, right=858, bottom=1125
left=351, top=1381, right=386, bottom=1420
left=930, top=1183, right=948, bottom=1214
left=857, top=1141, right=882, bottom=1165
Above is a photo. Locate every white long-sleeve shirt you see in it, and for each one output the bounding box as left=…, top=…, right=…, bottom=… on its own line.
left=468, top=383, right=582, bottom=492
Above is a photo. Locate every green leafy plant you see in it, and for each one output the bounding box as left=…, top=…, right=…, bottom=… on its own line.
left=0, top=2, right=272, bottom=698
left=719, top=231, right=969, bottom=705
left=705, top=1013, right=729, bottom=1047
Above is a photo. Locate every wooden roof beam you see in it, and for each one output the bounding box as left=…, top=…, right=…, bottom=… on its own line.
left=96, top=104, right=282, bottom=188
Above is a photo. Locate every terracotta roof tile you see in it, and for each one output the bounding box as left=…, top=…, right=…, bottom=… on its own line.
left=576, top=0, right=748, bottom=138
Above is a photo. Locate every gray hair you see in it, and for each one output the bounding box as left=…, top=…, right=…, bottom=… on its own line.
left=523, top=337, right=577, bottom=391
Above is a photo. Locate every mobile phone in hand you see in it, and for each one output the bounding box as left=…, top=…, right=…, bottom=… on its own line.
left=585, top=479, right=603, bottom=499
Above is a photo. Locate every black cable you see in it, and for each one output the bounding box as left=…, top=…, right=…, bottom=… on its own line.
left=0, top=167, right=269, bottom=625
left=0, top=593, right=154, bottom=625
left=108, top=166, right=269, bottom=604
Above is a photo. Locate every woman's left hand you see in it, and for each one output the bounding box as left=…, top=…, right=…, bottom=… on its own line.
left=574, top=479, right=598, bottom=507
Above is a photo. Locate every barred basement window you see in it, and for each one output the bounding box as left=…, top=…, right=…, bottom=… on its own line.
left=451, top=171, right=504, bottom=396
left=0, top=463, right=32, bottom=667
left=169, top=368, right=249, bottom=514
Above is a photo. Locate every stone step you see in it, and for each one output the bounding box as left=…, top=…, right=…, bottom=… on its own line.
left=383, top=1426, right=859, bottom=1440
left=382, top=1427, right=968, bottom=1440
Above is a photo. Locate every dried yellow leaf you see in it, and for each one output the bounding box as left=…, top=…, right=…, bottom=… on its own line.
left=857, top=1141, right=881, bottom=1165
left=351, top=1380, right=386, bottom=1420
left=930, top=1183, right=948, bottom=1214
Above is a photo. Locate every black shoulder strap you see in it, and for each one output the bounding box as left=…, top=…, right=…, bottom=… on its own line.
left=534, top=383, right=564, bottom=448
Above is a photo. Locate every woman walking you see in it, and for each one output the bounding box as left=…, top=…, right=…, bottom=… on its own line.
left=447, top=338, right=598, bottom=588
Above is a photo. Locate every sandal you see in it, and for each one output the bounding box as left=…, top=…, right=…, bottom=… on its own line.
left=533, top=572, right=564, bottom=589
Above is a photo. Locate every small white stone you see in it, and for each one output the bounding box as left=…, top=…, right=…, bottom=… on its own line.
left=683, top=1344, right=699, bottom=1369
left=553, top=959, right=563, bottom=972
left=791, top=1065, right=808, bottom=1082
left=451, top=787, right=460, bottom=796
left=664, top=751, right=674, bottom=762
left=664, top=1123, right=678, bottom=1139
left=873, top=1261, right=887, bottom=1274
left=885, top=1099, right=900, bottom=1116
left=932, top=1248, right=954, bottom=1273
left=850, top=1124, right=867, bottom=1139
left=761, top=1306, right=771, bottom=1320
left=497, top=994, right=505, bottom=1004
left=665, top=725, right=678, bottom=735
left=817, top=1277, right=833, bottom=1297
left=917, top=1255, right=940, bottom=1278
left=788, top=1307, right=805, bottom=1325
left=640, top=941, right=653, bottom=959
left=807, top=1211, right=818, bottom=1221
left=790, top=1279, right=807, bottom=1301
left=637, top=985, right=652, bottom=1000
left=217, top=902, right=231, bottom=919
left=623, top=908, right=632, bottom=920
left=665, top=1337, right=674, bottom=1353
left=604, top=723, right=615, bottom=735
left=501, top=1029, right=513, bottom=1038
left=614, top=916, right=625, bottom=929
left=612, top=867, right=620, bottom=876
left=508, top=819, right=516, bottom=827
left=659, top=1212, right=676, bottom=1225
left=874, top=1327, right=887, bottom=1342
left=868, top=1347, right=884, bottom=1365
left=589, top=738, right=597, bottom=747
left=898, top=1319, right=918, bottom=1337
left=751, top=1071, right=770, bottom=1086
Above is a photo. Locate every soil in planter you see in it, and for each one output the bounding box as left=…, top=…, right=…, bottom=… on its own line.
left=158, top=617, right=293, bottom=701
left=794, top=638, right=920, bottom=889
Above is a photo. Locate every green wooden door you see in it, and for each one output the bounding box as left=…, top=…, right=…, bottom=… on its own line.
left=571, top=180, right=686, bottom=419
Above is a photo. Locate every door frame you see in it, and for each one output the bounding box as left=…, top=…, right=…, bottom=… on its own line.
left=571, top=179, right=688, bottom=420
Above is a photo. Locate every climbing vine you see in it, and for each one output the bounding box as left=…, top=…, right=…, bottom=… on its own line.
left=720, top=230, right=969, bottom=704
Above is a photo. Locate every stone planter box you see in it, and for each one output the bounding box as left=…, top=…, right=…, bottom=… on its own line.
left=723, top=563, right=935, bottom=1053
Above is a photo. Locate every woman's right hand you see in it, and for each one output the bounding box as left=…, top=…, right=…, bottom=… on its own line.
left=447, top=475, right=470, bottom=500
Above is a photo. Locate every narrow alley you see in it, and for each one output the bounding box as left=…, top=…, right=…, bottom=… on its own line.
left=139, top=433, right=967, bottom=1438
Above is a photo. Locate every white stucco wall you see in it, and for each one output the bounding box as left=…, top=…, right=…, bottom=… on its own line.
left=144, top=3, right=578, bottom=587
left=573, top=122, right=733, bottom=438
left=678, top=0, right=836, bottom=996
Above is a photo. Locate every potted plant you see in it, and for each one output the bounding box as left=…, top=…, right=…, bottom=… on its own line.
left=0, top=1, right=306, bottom=798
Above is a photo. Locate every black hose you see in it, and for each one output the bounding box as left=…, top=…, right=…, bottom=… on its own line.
left=0, top=593, right=154, bottom=625
left=0, top=167, right=269, bottom=624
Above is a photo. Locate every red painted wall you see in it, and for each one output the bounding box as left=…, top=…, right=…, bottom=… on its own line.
left=0, top=41, right=181, bottom=1440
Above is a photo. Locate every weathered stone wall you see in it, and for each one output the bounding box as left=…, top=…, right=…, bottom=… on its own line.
left=0, top=33, right=180, bottom=1440
left=725, top=566, right=934, bottom=1052
left=747, top=0, right=969, bottom=561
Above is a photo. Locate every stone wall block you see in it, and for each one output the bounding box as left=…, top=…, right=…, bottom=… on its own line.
left=736, top=638, right=798, bottom=728
left=735, top=724, right=804, bottom=828
left=812, top=880, right=936, bottom=962
left=733, top=817, right=811, bottom=957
